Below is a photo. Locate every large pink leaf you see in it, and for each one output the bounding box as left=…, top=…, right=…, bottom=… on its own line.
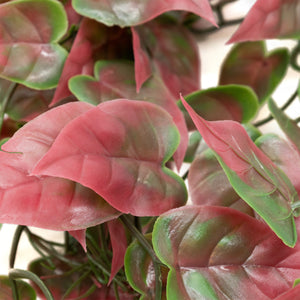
left=153, top=205, right=300, bottom=299
left=107, top=219, right=128, bottom=285
left=228, top=0, right=300, bottom=43
left=275, top=284, right=300, bottom=299
left=72, top=0, right=216, bottom=27
left=69, top=60, right=188, bottom=169
left=0, top=0, right=68, bottom=89
left=181, top=96, right=299, bottom=247
left=51, top=18, right=132, bottom=105
left=0, top=102, right=120, bottom=231
left=132, top=20, right=200, bottom=98
left=188, top=148, right=254, bottom=216
left=33, top=100, right=187, bottom=216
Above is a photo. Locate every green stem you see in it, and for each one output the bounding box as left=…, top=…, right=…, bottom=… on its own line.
left=9, top=269, right=54, bottom=300
left=120, top=215, right=162, bottom=300
left=9, top=226, right=26, bottom=268
left=254, top=90, right=298, bottom=127
left=290, top=41, right=300, bottom=72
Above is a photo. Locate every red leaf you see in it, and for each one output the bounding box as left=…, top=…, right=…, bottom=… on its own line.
left=107, top=219, right=127, bottom=285
left=33, top=100, right=187, bottom=216
left=0, top=102, right=120, bottom=230
left=69, top=229, right=87, bottom=251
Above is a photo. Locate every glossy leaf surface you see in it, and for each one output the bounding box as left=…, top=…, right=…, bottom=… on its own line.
left=268, top=98, right=300, bottom=152
left=132, top=20, right=200, bottom=97
left=72, top=0, right=216, bottom=27
left=107, top=219, right=128, bottom=285
left=219, top=42, right=289, bottom=104
left=153, top=206, right=300, bottom=299
left=256, top=134, right=300, bottom=197
left=0, top=102, right=120, bottom=230
left=181, top=97, right=299, bottom=247
left=0, top=0, right=68, bottom=89
left=33, top=100, right=187, bottom=216
left=228, top=0, right=300, bottom=43
left=69, top=60, right=188, bottom=169
left=51, top=18, right=132, bottom=105
left=125, top=233, right=167, bottom=300
left=0, top=275, right=36, bottom=300
left=178, top=85, right=258, bottom=130
left=188, top=149, right=254, bottom=216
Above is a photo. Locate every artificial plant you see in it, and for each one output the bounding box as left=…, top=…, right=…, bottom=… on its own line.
left=0, top=0, right=300, bottom=299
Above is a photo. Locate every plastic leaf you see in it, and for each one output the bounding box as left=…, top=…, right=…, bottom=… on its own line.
left=181, top=96, right=299, bottom=247
left=220, top=42, right=289, bottom=104
left=33, top=100, right=187, bottom=216
left=178, top=85, right=258, bottom=130
left=69, top=60, right=188, bottom=170
left=72, top=0, right=216, bottom=27
left=107, top=219, right=128, bottom=285
left=132, top=20, right=200, bottom=97
left=228, top=0, right=300, bottom=43
left=125, top=233, right=168, bottom=299
left=153, top=205, right=300, bottom=299
left=0, top=102, right=120, bottom=231
left=0, top=275, right=36, bottom=300
left=0, top=0, right=68, bottom=89
left=188, top=149, right=254, bottom=216
left=268, top=97, right=300, bottom=152
left=256, top=134, right=300, bottom=197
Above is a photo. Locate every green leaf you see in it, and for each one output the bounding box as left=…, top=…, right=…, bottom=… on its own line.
left=0, top=0, right=68, bottom=89
left=219, top=41, right=289, bottom=104
left=0, top=275, right=36, bottom=300
left=153, top=206, right=300, bottom=299
left=178, top=85, right=258, bottom=130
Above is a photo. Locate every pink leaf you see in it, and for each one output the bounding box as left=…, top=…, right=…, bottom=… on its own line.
left=69, top=229, right=87, bottom=251
left=228, top=0, right=300, bottom=43
left=0, top=102, right=120, bottom=230
left=33, top=100, right=187, bottom=216
left=107, top=219, right=127, bottom=285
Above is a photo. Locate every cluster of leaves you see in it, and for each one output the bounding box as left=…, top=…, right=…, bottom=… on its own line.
left=1, top=0, right=300, bottom=299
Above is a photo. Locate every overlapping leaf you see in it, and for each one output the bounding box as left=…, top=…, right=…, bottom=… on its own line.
left=269, top=97, right=300, bottom=152
left=0, top=102, right=120, bottom=231
left=178, top=85, right=258, bottom=130
left=188, top=149, right=254, bottom=216
left=275, top=284, right=300, bottom=299
left=228, top=0, right=300, bottom=43
left=153, top=206, right=300, bottom=299
left=132, top=20, right=200, bottom=97
left=219, top=42, right=289, bottom=104
left=33, top=100, right=187, bottom=216
left=0, top=275, right=36, bottom=300
left=69, top=60, right=188, bottom=169
left=51, top=18, right=132, bottom=105
left=0, top=0, right=68, bottom=89
left=125, top=233, right=168, bottom=300
left=181, top=97, right=299, bottom=247
left=72, top=0, right=216, bottom=27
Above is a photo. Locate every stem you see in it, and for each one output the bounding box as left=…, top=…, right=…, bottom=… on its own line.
left=290, top=41, right=300, bottom=72
left=9, top=269, right=54, bottom=300
left=254, top=90, right=298, bottom=127
left=9, top=226, right=26, bottom=268
left=120, top=215, right=162, bottom=300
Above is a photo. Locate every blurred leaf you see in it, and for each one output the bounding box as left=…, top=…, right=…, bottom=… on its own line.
left=72, top=0, right=216, bottom=27
left=132, top=19, right=200, bottom=97
left=228, top=0, right=300, bottom=43
left=33, top=100, right=187, bottom=216
left=153, top=205, right=300, bottom=299
left=125, top=233, right=168, bottom=300
left=51, top=18, right=132, bottom=105
left=69, top=60, right=188, bottom=170
left=178, top=85, right=258, bottom=130
left=188, top=148, right=254, bottom=216
left=219, top=42, right=289, bottom=104
left=275, top=284, right=300, bottom=300
left=0, top=102, right=120, bottom=230
left=0, top=275, right=36, bottom=300
left=0, top=0, right=68, bottom=89
left=183, top=131, right=202, bottom=163
left=181, top=97, right=299, bottom=247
